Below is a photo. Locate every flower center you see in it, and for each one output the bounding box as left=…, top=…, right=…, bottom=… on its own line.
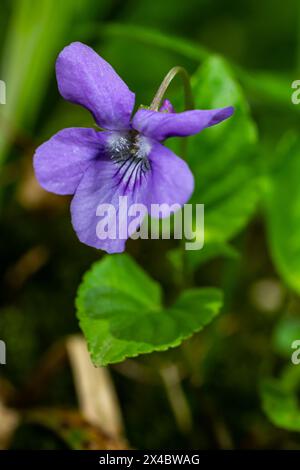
left=107, top=132, right=151, bottom=192
left=107, top=132, right=151, bottom=165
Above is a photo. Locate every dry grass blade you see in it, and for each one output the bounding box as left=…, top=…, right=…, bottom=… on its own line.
left=66, top=335, right=124, bottom=440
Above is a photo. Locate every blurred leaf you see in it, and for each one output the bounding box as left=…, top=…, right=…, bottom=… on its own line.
left=261, top=366, right=300, bottom=432
left=76, top=254, right=222, bottom=366
left=171, top=56, right=258, bottom=265
left=96, top=22, right=208, bottom=61
left=190, top=56, right=258, bottom=240
left=272, top=317, right=300, bottom=358
left=265, top=135, right=300, bottom=294
left=239, top=70, right=296, bottom=108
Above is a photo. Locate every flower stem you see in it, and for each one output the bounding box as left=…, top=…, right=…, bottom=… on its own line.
left=149, top=66, right=194, bottom=111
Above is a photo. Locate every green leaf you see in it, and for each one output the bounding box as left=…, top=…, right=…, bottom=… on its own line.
left=272, top=317, right=300, bottom=358
left=167, top=56, right=258, bottom=267
left=265, top=135, right=300, bottom=294
left=261, top=366, right=300, bottom=432
left=188, top=56, right=259, bottom=246
left=76, top=254, right=223, bottom=366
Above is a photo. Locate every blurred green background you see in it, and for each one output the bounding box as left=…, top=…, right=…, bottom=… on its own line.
left=1, top=0, right=300, bottom=450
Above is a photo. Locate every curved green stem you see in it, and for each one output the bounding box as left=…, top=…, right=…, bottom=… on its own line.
left=149, top=66, right=194, bottom=111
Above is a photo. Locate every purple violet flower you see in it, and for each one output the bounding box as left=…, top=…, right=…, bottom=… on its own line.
left=34, top=42, right=234, bottom=253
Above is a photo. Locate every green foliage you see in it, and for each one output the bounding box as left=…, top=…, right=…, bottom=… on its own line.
left=76, top=254, right=223, bottom=365
left=273, top=317, right=300, bottom=358
left=167, top=56, right=259, bottom=267
left=265, top=136, right=300, bottom=295
left=189, top=56, right=258, bottom=246
left=261, top=366, right=300, bottom=432
left=86, top=22, right=209, bottom=62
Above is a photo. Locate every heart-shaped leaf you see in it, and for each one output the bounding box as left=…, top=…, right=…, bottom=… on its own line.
left=76, top=254, right=223, bottom=366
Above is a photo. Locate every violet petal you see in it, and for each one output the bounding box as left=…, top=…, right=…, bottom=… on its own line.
left=56, top=42, right=135, bottom=130
left=70, top=158, right=151, bottom=253
left=147, top=142, right=194, bottom=217
left=132, top=106, right=234, bottom=141
left=159, top=99, right=175, bottom=113
left=34, top=128, right=109, bottom=195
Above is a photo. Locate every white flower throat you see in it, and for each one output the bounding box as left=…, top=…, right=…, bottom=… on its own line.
left=107, top=132, right=151, bottom=191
